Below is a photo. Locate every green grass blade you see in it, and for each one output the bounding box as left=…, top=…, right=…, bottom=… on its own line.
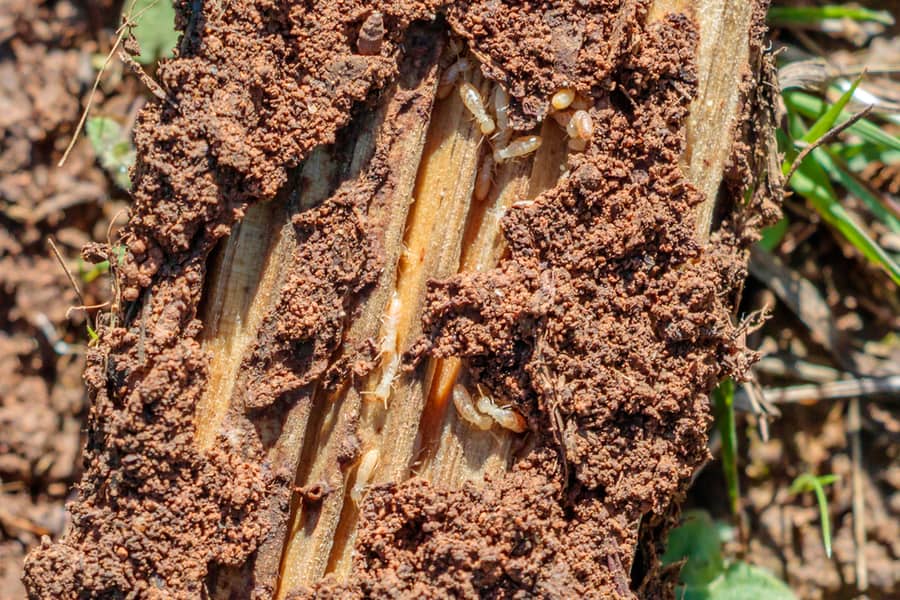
left=837, top=143, right=900, bottom=174
left=759, top=217, right=789, bottom=251
left=803, top=77, right=862, bottom=144
left=79, top=259, right=110, bottom=284
left=768, top=6, right=894, bottom=26
left=790, top=474, right=838, bottom=558
left=785, top=91, right=900, bottom=152
left=819, top=149, right=900, bottom=234
left=790, top=149, right=900, bottom=285
left=813, top=481, right=833, bottom=558
left=817, top=474, right=839, bottom=486
left=713, top=379, right=740, bottom=516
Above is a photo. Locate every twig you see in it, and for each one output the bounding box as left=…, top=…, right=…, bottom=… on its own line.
left=57, top=27, right=130, bottom=167
left=57, top=0, right=160, bottom=168
left=0, top=507, right=51, bottom=537
left=47, top=238, right=86, bottom=309
left=65, top=302, right=111, bottom=319
left=118, top=49, right=173, bottom=106
left=848, top=398, right=868, bottom=592
left=753, top=354, right=842, bottom=383
left=735, top=375, right=900, bottom=410
left=47, top=238, right=101, bottom=338
left=785, top=105, right=874, bottom=185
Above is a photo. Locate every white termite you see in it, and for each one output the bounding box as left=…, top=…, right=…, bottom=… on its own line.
left=373, top=291, right=402, bottom=403
left=350, top=448, right=380, bottom=505
left=452, top=383, right=493, bottom=431
left=551, top=87, right=576, bottom=110
left=493, top=135, right=542, bottom=163
left=492, top=86, right=511, bottom=145
left=459, top=82, right=496, bottom=135
left=437, top=57, right=471, bottom=99
left=566, top=109, right=594, bottom=141
left=476, top=395, right=527, bottom=433
left=473, top=153, right=494, bottom=202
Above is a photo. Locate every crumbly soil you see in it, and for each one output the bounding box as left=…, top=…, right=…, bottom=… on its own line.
left=3, top=1, right=892, bottom=599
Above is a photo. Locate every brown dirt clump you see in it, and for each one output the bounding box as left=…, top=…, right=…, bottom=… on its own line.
left=24, top=1, right=771, bottom=598
left=305, top=451, right=638, bottom=599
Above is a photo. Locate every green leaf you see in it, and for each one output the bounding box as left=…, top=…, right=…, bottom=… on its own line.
left=768, top=6, right=894, bottom=26
left=664, top=511, right=796, bottom=600
left=759, top=217, right=789, bottom=252
left=662, top=510, right=726, bottom=588
left=784, top=91, right=900, bottom=152
left=802, top=77, right=862, bottom=145
left=86, top=117, right=135, bottom=190
left=713, top=379, right=740, bottom=516
left=126, top=0, right=179, bottom=65
left=818, top=149, right=900, bottom=235
left=79, top=260, right=110, bottom=284
left=687, top=563, right=797, bottom=600
left=791, top=148, right=900, bottom=285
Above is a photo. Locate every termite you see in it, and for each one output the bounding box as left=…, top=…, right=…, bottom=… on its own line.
left=473, top=153, right=494, bottom=202
left=459, top=82, right=496, bottom=135
left=476, top=394, right=527, bottom=433
left=493, top=135, right=542, bottom=163
left=437, top=57, right=471, bottom=99
left=452, top=383, right=493, bottom=431
left=372, top=291, right=402, bottom=403
left=350, top=448, right=380, bottom=505
left=492, top=86, right=511, bottom=145
left=566, top=110, right=593, bottom=141
left=551, top=87, right=576, bottom=110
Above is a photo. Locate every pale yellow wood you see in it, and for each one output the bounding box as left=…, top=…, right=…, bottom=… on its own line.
left=273, top=59, right=443, bottom=596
